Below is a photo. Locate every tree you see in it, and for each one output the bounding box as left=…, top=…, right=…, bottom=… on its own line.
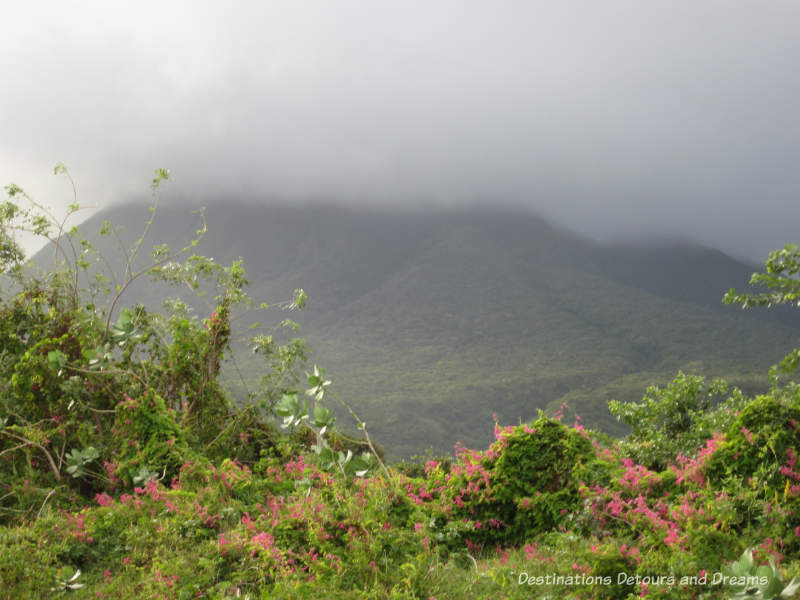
left=724, top=243, right=800, bottom=379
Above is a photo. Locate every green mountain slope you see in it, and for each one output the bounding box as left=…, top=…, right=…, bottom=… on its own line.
left=40, top=201, right=800, bottom=458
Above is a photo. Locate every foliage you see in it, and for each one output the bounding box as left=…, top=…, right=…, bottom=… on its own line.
left=609, top=372, right=745, bottom=470
left=705, top=390, right=800, bottom=504
left=0, top=166, right=325, bottom=522
left=721, top=548, right=800, bottom=599
left=725, top=244, right=800, bottom=310
left=427, top=415, right=609, bottom=548
left=1, top=171, right=800, bottom=598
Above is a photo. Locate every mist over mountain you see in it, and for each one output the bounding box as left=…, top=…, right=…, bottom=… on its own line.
left=42, top=200, right=800, bottom=458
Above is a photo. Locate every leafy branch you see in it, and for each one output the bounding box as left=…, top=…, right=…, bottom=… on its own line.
left=275, top=365, right=392, bottom=487
left=724, top=243, right=800, bottom=309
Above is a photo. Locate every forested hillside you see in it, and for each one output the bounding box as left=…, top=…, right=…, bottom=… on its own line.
left=56, top=200, right=800, bottom=458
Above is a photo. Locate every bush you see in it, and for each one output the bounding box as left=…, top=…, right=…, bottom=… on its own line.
left=706, top=390, right=800, bottom=502
left=0, top=167, right=311, bottom=522
left=608, top=372, right=732, bottom=470
left=435, top=415, right=609, bottom=548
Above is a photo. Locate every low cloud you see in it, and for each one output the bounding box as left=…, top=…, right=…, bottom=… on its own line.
left=2, top=1, right=800, bottom=261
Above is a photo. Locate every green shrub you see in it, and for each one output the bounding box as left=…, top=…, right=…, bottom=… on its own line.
left=706, top=391, right=800, bottom=503
left=437, top=415, right=609, bottom=548
left=608, top=372, right=733, bottom=470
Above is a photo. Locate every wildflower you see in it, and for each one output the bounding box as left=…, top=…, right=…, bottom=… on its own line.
left=524, top=543, right=538, bottom=560
left=95, top=493, right=113, bottom=507
left=663, top=528, right=682, bottom=547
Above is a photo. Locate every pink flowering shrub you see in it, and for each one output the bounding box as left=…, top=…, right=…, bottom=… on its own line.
left=433, top=415, right=611, bottom=547
left=705, top=393, right=800, bottom=498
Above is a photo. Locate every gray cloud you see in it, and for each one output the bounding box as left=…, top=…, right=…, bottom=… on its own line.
left=2, top=1, right=800, bottom=261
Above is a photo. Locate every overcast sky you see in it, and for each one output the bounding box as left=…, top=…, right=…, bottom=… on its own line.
left=2, top=1, right=800, bottom=261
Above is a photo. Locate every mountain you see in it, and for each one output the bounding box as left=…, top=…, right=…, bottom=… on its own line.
left=34, top=200, right=800, bottom=458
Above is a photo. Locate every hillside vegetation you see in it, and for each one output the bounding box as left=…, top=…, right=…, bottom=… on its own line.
left=57, top=201, right=800, bottom=458
left=1, top=169, right=800, bottom=599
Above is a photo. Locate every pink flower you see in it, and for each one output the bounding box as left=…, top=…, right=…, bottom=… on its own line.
left=424, top=460, right=440, bottom=475
left=741, top=427, right=754, bottom=444
left=524, top=543, right=538, bottom=560
left=95, top=493, right=113, bottom=507
left=663, top=528, right=681, bottom=547
left=250, top=532, right=274, bottom=553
